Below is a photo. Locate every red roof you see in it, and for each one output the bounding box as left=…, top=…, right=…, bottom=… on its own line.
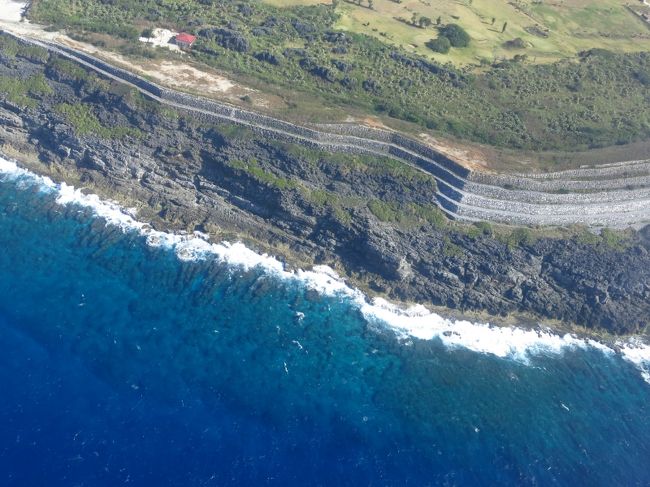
left=175, top=33, right=197, bottom=45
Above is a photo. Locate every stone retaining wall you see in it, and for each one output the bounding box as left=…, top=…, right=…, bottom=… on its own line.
left=471, top=171, right=650, bottom=192
left=5, top=32, right=650, bottom=228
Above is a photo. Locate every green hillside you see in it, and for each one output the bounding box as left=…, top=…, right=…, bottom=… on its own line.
left=27, top=0, right=650, bottom=153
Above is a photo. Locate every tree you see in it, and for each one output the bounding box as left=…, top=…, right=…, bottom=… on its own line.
left=368, top=0, right=374, bottom=8
left=491, top=17, right=495, bottom=25
left=411, top=12, right=418, bottom=25
left=502, top=21, right=508, bottom=33
left=418, top=16, right=432, bottom=28
left=439, top=23, right=471, bottom=47
left=436, top=16, right=442, bottom=25
left=426, top=36, right=451, bottom=53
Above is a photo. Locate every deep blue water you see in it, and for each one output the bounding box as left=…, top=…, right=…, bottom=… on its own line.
left=0, top=174, right=649, bottom=486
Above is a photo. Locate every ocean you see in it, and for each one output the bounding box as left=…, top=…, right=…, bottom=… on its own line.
left=0, top=156, right=649, bottom=486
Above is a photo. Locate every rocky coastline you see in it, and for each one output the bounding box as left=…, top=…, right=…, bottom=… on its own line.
left=12, top=34, right=650, bottom=228
left=1, top=36, right=650, bottom=336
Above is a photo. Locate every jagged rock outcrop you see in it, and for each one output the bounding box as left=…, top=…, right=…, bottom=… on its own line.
left=1, top=35, right=649, bottom=334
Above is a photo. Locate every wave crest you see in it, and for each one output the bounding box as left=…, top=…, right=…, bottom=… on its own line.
left=1, top=155, right=648, bottom=382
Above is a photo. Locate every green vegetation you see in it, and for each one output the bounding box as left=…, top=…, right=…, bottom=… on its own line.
left=368, top=200, right=401, bottom=223
left=600, top=228, right=629, bottom=251
left=330, top=152, right=431, bottom=182
left=55, top=103, right=143, bottom=138
left=27, top=0, right=650, bottom=152
left=0, top=35, right=49, bottom=62
left=228, top=158, right=298, bottom=190
left=576, top=227, right=631, bottom=251
left=368, top=200, right=446, bottom=228
left=426, top=23, right=471, bottom=54
left=302, top=188, right=330, bottom=207
left=299, top=187, right=357, bottom=226
left=213, top=123, right=255, bottom=141
left=426, top=36, right=451, bottom=54
left=438, top=24, right=470, bottom=48
left=309, top=0, right=650, bottom=65
left=270, top=140, right=432, bottom=183
left=497, top=227, right=536, bottom=249
left=0, top=35, right=19, bottom=57
left=473, top=221, right=493, bottom=237
left=575, top=229, right=601, bottom=246
left=442, top=235, right=463, bottom=257
left=29, top=0, right=139, bottom=39
left=0, top=74, right=52, bottom=108
left=129, top=90, right=180, bottom=120
left=48, top=57, right=91, bottom=80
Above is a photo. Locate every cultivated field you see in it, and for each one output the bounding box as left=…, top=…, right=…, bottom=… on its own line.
left=263, top=0, right=650, bottom=65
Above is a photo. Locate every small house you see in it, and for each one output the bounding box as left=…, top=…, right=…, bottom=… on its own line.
left=175, top=33, right=197, bottom=49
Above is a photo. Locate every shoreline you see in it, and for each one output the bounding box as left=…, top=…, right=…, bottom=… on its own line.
left=0, top=142, right=636, bottom=344
left=0, top=35, right=649, bottom=337
left=1, top=148, right=647, bottom=353
left=2, top=151, right=650, bottom=388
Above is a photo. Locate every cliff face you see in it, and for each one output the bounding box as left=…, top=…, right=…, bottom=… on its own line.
left=1, top=44, right=650, bottom=335
left=13, top=36, right=650, bottom=229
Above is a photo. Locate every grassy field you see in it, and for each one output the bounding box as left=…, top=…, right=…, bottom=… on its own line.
left=263, top=0, right=650, bottom=65
left=25, top=0, right=650, bottom=156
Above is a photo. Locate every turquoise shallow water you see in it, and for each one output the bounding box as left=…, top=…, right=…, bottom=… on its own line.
left=0, top=169, right=649, bottom=485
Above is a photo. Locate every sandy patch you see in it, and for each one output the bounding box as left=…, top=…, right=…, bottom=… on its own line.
left=418, top=133, right=491, bottom=172
left=360, top=117, right=391, bottom=130
left=141, top=61, right=236, bottom=93
left=139, top=28, right=182, bottom=53
left=59, top=37, right=248, bottom=98
left=0, top=0, right=27, bottom=23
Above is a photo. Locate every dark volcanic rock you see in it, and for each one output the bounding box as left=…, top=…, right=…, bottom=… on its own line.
left=1, top=44, right=649, bottom=335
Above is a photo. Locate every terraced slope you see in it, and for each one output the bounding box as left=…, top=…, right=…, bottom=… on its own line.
left=463, top=161, right=650, bottom=227
left=5, top=31, right=650, bottom=228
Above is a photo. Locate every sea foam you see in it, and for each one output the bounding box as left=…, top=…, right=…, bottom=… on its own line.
left=617, top=340, right=650, bottom=384
left=1, top=155, right=649, bottom=380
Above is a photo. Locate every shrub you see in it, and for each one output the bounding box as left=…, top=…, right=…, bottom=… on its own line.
left=600, top=228, right=628, bottom=251
left=49, top=57, right=90, bottom=80
left=635, top=70, right=650, bottom=87
left=439, top=24, right=470, bottom=47
left=228, top=158, right=297, bottom=190
left=473, top=221, right=493, bottom=237
left=503, top=38, right=526, bottom=50
left=368, top=200, right=401, bottom=222
left=0, top=74, right=52, bottom=108
left=55, top=103, right=142, bottom=139
left=426, top=36, right=451, bottom=54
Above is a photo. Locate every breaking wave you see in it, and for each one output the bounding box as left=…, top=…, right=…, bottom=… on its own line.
left=1, top=155, right=648, bottom=381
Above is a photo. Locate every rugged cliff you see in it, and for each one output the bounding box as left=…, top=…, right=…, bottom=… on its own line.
left=1, top=40, right=650, bottom=335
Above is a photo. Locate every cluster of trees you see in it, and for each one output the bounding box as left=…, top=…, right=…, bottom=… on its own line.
left=412, top=14, right=432, bottom=27
left=426, top=24, right=470, bottom=53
